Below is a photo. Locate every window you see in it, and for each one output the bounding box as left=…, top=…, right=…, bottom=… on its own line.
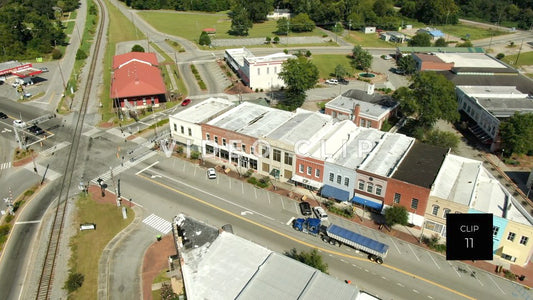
left=173, top=124, right=177, bottom=132
left=508, top=232, right=516, bottom=242
left=233, top=142, right=237, bottom=149
left=214, top=136, right=218, bottom=144
left=299, top=164, right=304, bottom=173
left=206, top=133, right=210, bottom=141
left=337, top=175, right=342, bottom=184
left=250, top=146, right=255, bottom=155
left=411, top=198, right=418, bottom=209
left=366, top=183, right=373, bottom=193
left=358, top=180, right=365, bottom=190
left=250, top=159, right=258, bottom=170
left=307, top=166, right=312, bottom=175
left=501, top=253, right=516, bottom=262
left=493, top=226, right=499, bottom=236
left=432, top=205, right=439, bottom=216
left=443, top=208, right=451, bottom=218
left=284, top=152, right=293, bottom=165
left=222, top=138, right=226, bottom=146
left=188, top=128, right=192, bottom=136
left=394, top=193, right=401, bottom=204
left=344, top=177, right=349, bottom=186
left=242, top=144, right=246, bottom=152
left=520, top=236, right=529, bottom=245
left=180, top=126, right=184, bottom=134
left=359, top=119, right=366, bottom=127
left=315, top=169, right=320, bottom=178
left=273, top=149, right=281, bottom=162
left=261, top=145, right=269, bottom=158
left=329, top=172, right=334, bottom=182
left=376, top=185, right=382, bottom=196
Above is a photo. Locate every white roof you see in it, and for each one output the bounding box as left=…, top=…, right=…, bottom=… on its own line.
left=301, top=121, right=359, bottom=159
left=359, top=133, right=415, bottom=177
left=457, top=85, right=527, bottom=98
left=435, top=53, right=507, bottom=69
left=265, top=109, right=333, bottom=145
left=170, top=97, right=234, bottom=124
left=331, top=128, right=386, bottom=169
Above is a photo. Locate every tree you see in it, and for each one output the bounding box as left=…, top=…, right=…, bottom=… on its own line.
left=499, top=112, right=533, bottom=155
left=434, top=37, right=447, bottom=47
left=278, top=56, right=319, bottom=110
left=383, top=205, right=408, bottom=227
left=351, top=45, right=373, bottom=73
left=397, top=55, right=417, bottom=75
left=273, top=36, right=280, bottom=44
left=64, top=272, right=84, bottom=292
left=229, top=5, right=252, bottom=36
left=415, top=0, right=459, bottom=25
left=408, top=32, right=431, bottom=47
left=199, top=31, right=211, bottom=46
left=276, top=17, right=290, bottom=35
left=424, top=129, right=459, bottom=151
left=496, top=53, right=505, bottom=60
left=285, top=248, right=328, bottom=273
left=334, top=64, right=350, bottom=79
left=290, top=13, right=315, bottom=32
left=245, top=0, right=274, bottom=22
left=265, top=36, right=271, bottom=44
left=393, top=71, right=458, bottom=128
left=76, top=49, right=87, bottom=60
left=456, top=40, right=473, bottom=47
left=131, top=44, right=145, bottom=52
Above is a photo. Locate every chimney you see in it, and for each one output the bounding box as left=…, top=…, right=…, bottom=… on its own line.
left=353, top=104, right=361, bottom=125
left=367, top=83, right=375, bottom=95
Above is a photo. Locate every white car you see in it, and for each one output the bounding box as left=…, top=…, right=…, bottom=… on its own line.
left=313, top=206, right=328, bottom=220
left=13, top=119, right=26, bottom=128
left=325, top=78, right=338, bottom=85
left=207, top=168, right=217, bottom=179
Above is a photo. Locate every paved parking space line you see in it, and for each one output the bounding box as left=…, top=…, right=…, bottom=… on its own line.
left=254, top=188, right=257, bottom=200
left=241, top=182, right=244, bottom=194
left=280, top=197, right=285, bottom=209
left=448, top=261, right=462, bottom=277
left=388, top=237, right=401, bottom=254
left=266, top=192, right=270, bottom=204
left=427, top=252, right=441, bottom=269
left=487, top=273, right=505, bottom=294
left=407, top=244, right=420, bottom=261
left=294, top=202, right=298, bottom=213
left=286, top=217, right=295, bottom=225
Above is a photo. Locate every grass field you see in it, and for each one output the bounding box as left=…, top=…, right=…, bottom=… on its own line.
left=344, top=31, right=395, bottom=48
left=502, top=51, right=533, bottom=66
left=67, top=194, right=134, bottom=299
left=439, top=24, right=509, bottom=41
left=311, top=54, right=353, bottom=79
left=138, top=11, right=324, bottom=43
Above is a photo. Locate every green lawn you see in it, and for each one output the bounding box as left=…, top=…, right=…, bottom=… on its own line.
left=502, top=51, right=533, bottom=66
left=67, top=194, right=134, bottom=299
left=137, top=11, right=324, bottom=43
left=439, top=24, right=509, bottom=41
left=311, top=54, right=353, bottom=79
left=344, top=31, right=395, bottom=48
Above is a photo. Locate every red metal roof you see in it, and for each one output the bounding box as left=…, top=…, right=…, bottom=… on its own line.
left=112, top=52, right=158, bottom=70
left=110, top=61, right=166, bottom=99
left=203, top=28, right=216, bottom=33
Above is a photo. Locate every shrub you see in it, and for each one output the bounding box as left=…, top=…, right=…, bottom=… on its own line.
left=190, top=151, right=200, bottom=160
left=176, top=146, right=184, bottom=154
left=305, top=50, right=312, bottom=57
left=504, top=269, right=517, bottom=280
left=52, top=48, right=63, bottom=59
left=76, top=49, right=87, bottom=60
left=273, top=36, right=280, bottom=44
left=421, top=234, right=446, bottom=253
left=131, top=44, right=145, bottom=52
left=64, top=272, right=84, bottom=292
left=243, top=169, right=253, bottom=178
left=4, top=215, right=13, bottom=223
left=496, top=53, right=505, bottom=60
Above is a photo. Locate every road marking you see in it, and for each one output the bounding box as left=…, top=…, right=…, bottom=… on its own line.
left=40, top=141, right=71, bottom=157
left=464, top=265, right=483, bottom=286
left=388, top=236, right=401, bottom=254
left=407, top=244, right=420, bottom=261
left=241, top=182, right=244, bottom=194
left=229, top=177, right=231, bottom=189
left=381, top=276, right=387, bottom=280
left=240, top=211, right=253, bottom=216
left=266, top=191, right=271, bottom=203
left=280, top=197, right=285, bottom=209
left=0, top=162, right=11, bottom=170
left=487, top=274, right=505, bottom=294
left=364, top=269, right=369, bottom=272
left=294, top=202, right=298, bottom=213
left=428, top=296, right=433, bottom=299
left=15, top=220, right=40, bottom=224
left=254, top=188, right=257, bottom=200
left=413, top=289, right=419, bottom=294
left=136, top=160, right=159, bottom=175
left=193, top=165, right=196, bottom=177
left=449, top=262, right=462, bottom=277
left=138, top=173, right=476, bottom=300
left=397, top=283, right=404, bottom=287
left=286, top=217, right=295, bottom=225
left=142, top=214, right=172, bottom=234
left=427, top=252, right=441, bottom=269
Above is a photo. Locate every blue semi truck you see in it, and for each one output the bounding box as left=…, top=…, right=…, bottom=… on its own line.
left=293, top=218, right=389, bottom=264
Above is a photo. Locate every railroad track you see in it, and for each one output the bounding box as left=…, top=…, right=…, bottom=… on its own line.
left=35, top=0, right=106, bottom=298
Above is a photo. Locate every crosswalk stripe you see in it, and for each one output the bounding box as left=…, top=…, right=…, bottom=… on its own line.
left=91, top=151, right=156, bottom=183
left=0, top=162, right=11, bottom=170
left=40, top=141, right=71, bottom=157
left=142, top=214, right=172, bottom=234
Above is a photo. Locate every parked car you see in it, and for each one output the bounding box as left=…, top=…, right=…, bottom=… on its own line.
left=28, top=125, right=44, bottom=135
left=313, top=206, right=328, bottom=220
left=40, top=67, right=49, bottom=72
left=23, top=92, right=32, bottom=98
left=0, top=112, right=7, bottom=119
left=181, top=98, right=191, bottom=106
left=207, top=168, right=217, bottom=179
left=381, top=54, right=393, bottom=60
left=338, top=78, right=349, bottom=85
left=13, top=119, right=26, bottom=128
left=299, top=201, right=312, bottom=216
left=325, top=78, right=338, bottom=85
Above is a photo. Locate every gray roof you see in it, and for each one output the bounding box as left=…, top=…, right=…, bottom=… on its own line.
left=207, top=102, right=293, bottom=138
left=392, top=142, right=448, bottom=188
left=170, top=98, right=235, bottom=124
left=326, top=90, right=397, bottom=119
left=331, top=128, right=386, bottom=169
left=175, top=214, right=361, bottom=300
left=440, top=72, right=533, bottom=95
left=477, top=97, right=533, bottom=118
left=266, top=109, right=332, bottom=143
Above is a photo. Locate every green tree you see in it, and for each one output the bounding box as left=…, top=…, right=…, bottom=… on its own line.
left=415, top=0, right=459, bottom=25
left=131, top=44, right=145, bottom=52
left=285, top=248, right=328, bottom=273
left=245, top=0, right=274, bottom=22
left=423, top=129, right=459, bottom=151
left=499, top=112, right=533, bottom=155
left=276, top=17, right=290, bottom=35
left=434, top=37, right=447, bottom=47
left=278, top=56, right=319, bottom=110
left=199, top=31, right=211, bottom=46
left=408, top=32, right=432, bottom=47
left=76, top=49, right=87, bottom=60
left=397, top=55, right=417, bottom=75
left=265, top=36, right=271, bottom=44
left=229, top=4, right=252, bottom=36
left=290, top=13, right=315, bottom=32
left=64, top=272, right=84, bottom=292
left=383, top=205, right=409, bottom=226
left=273, top=36, right=280, bottom=44
left=456, top=40, right=473, bottom=47
left=496, top=53, right=505, bottom=60
left=334, top=64, right=350, bottom=79
left=351, top=45, right=373, bottom=73
left=393, top=72, right=458, bottom=128
left=373, top=0, right=394, bottom=17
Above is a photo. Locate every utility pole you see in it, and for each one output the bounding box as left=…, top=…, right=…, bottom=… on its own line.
left=515, top=39, right=524, bottom=65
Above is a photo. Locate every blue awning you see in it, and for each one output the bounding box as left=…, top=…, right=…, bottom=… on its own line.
left=352, top=195, right=383, bottom=211
left=320, top=185, right=350, bottom=201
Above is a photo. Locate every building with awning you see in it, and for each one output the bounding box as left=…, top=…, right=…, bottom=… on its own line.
left=321, top=185, right=350, bottom=201
left=0, top=60, right=42, bottom=78
left=351, top=194, right=383, bottom=211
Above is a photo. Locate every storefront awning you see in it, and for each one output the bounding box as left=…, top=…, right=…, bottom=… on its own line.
left=352, top=195, right=383, bottom=211
left=291, top=174, right=322, bottom=189
left=320, top=185, right=350, bottom=201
